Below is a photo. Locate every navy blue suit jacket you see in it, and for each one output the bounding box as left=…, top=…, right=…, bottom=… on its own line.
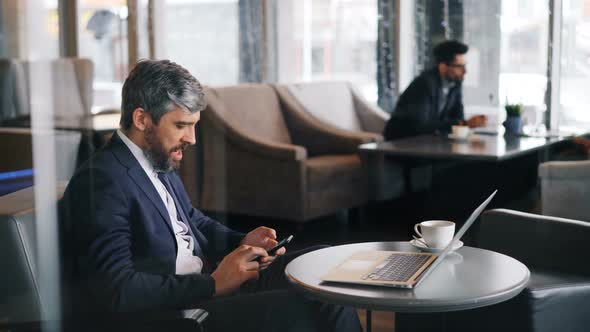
left=383, top=68, right=464, bottom=140
left=59, top=133, right=244, bottom=313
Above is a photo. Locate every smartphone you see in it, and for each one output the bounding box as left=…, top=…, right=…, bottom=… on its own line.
left=254, top=235, right=293, bottom=262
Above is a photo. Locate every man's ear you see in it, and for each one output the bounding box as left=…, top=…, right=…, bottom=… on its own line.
left=438, top=62, right=448, bottom=76
left=132, top=108, right=151, bottom=131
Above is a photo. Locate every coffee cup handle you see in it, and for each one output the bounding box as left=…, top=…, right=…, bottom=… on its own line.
left=414, top=224, right=422, bottom=238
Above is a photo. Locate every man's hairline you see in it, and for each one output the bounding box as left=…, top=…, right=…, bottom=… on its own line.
left=438, top=52, right=468, bottom=66
left=120, top=103, right=202, bottom=133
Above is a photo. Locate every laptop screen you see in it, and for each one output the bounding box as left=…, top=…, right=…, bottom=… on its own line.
left=416, top=190, right=497, bottom=286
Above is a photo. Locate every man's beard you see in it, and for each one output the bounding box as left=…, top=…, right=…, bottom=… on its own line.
left=144, top=126, right=186, bottom=172
left=444, top=73, right=463, bottom=83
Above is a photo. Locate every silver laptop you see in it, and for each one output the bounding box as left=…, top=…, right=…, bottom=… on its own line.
left=322, top=190, right=497, bottom=289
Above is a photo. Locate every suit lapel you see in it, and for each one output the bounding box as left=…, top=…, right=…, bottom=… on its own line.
left=110, top=133, right=175, bottom=236
left=161, top=172, right=210, bottom=258
left=128, top=168, right=175, bottom=235
left=161, top=173, right=196, bottom=239
left=430, top=69, right=442, bottom=119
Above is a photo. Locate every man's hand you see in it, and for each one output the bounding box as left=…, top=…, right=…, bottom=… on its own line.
left=466, top=115, right=487, bottom=128
left=241, top=226, right=286, bottom=269
left=211, top=245, right=267, bottom=296
left=572, top=136, right=590, bottom=154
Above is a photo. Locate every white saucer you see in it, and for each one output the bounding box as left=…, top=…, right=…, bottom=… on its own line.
left=447, top=133, right=469, bottom=141
left=447, top=134, right=482, bottom=142
left=410, top=239, right=463, bottom=253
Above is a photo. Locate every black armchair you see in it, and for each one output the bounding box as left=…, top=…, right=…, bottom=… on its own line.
left=0, top=187, right=208, bottom=332
left=467, top=208, right=590, bottom=332
left=395, top=208, right=590, bottom=332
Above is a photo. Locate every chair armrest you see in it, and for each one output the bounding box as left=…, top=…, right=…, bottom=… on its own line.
left=350, top=86, right=389, bottom=134
left=200, top=120, right=308, bottom=220
left=478, top=209, right=590, bottom=275
left=274, top=85, right=380, bottom=156
left=202, top=101, right=307, bottom=161
left=0, top=309, right=208, bottom=332
left=539, top=160, right=590, bottom=220
left=539, top=160, right=590, bottom=179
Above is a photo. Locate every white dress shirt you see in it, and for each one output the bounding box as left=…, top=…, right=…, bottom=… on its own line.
left=439, top=77, right=457, bottom=114
left=117, top=130, right=204, bottom=275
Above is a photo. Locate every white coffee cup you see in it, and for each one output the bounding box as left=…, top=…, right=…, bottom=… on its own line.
left=414, top=220, right=455, bottom=249
left=451, top=125, right=470, bottom=138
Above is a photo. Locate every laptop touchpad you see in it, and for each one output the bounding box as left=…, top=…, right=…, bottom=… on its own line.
left=340, top=260, right=375, bottom=271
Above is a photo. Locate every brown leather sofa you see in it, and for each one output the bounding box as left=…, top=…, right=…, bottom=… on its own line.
left=180, top=83, right=380, bottom=223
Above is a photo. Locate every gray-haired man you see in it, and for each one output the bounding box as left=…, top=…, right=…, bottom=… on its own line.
left=59, top=59, right=361, bottom=332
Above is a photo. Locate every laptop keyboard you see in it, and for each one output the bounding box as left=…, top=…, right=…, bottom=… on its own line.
left=363, top=253, right=432, bottom=282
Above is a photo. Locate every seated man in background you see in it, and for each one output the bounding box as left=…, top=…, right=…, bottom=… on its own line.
left=383, top=40, right=487, bottom=140
left=59, top=59, right=361, bottom=332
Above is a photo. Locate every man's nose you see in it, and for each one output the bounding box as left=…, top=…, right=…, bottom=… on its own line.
left=183, top=128, right=196, bottom=145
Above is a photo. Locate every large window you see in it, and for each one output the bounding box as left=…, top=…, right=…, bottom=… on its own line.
left=558, top=0, right=590, bottom=131
left=462, top=0, right=549, bottom=127
left=160, top=0, right=239, bottom=86
left=277, top=0, right=378, bottom=103
left=498, top=0, right=549, bottom=108
left=0, top=0, right=60, bottom=59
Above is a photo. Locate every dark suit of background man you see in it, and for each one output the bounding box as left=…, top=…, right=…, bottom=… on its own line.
left=59, top=60, right=361, bottom=332
left=383, top=40, right=487, bottom=140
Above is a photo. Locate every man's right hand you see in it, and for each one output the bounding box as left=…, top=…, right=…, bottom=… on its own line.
left=572, top=136, right=590, bottom=154
left=210, top=245, right=267, bottom=296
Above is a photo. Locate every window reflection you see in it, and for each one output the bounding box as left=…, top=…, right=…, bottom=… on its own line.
left=0, top=0, right=59, bottom=59
left=78, top=0, right=128, bottom=113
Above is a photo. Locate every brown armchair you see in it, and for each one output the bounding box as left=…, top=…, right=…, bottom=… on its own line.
left=276, top=81, right=430, bottom=201
left=277, top=81, right=389, bottom=136
left=180, top=83, right=380, bottom=223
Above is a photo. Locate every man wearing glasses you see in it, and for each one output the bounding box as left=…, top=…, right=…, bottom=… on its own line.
left=384, top=40, right=487, bottom=140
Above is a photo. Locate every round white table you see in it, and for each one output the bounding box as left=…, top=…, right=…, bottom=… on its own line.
left=285, top=242, right=530, bottom=313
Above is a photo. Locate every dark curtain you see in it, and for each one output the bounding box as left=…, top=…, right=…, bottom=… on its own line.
left=238, top=0, right=264, bottom=83
left=414, top=0, right=464, bottom=74
left=378, top=0, right=464, bottom=112
left=0, top=4, right=6, bottom=57
left=377, top=0, right=397, bottom=113
left=448, top=0, right=464, bottom=41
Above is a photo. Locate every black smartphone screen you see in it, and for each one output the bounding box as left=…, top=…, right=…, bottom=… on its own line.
left=254, top=235, right=293, bottom=262
left=266, top=235, right=293, bottom=256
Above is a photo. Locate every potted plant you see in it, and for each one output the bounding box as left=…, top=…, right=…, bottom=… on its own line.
left=503, top=102, right=523, bottom=135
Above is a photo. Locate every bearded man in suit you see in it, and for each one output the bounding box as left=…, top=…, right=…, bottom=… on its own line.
left=59, top=59, right=361, bottom=332
left=384, top=40, right=487, bottom=140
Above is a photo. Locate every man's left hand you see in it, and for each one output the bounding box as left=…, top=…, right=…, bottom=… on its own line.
left=466, top=115, right=488, bottom=128
left=241, top=226, right=286, bottom=269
